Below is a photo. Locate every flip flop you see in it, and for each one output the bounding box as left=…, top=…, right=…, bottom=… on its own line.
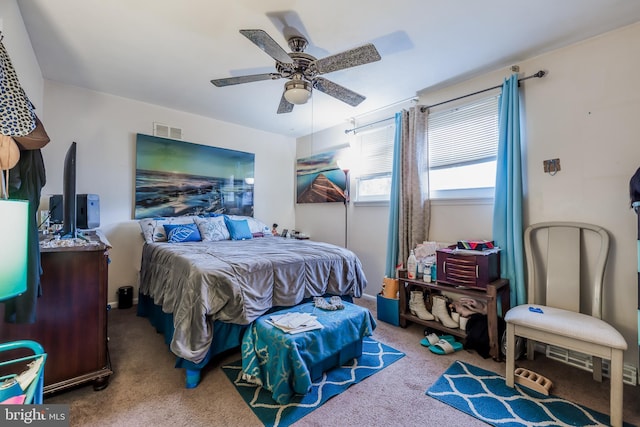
left=420, top=333, right=456, bottom=347
left=428, top=339, right=463, bottom=355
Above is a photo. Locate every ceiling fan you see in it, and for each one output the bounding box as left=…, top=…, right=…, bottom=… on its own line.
left=211, top=29, right=381, bottom=114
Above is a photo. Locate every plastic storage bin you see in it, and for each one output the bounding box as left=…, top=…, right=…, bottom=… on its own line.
left=0, top=340, right=47, bottom=404
left=377, top=294, right=400, bottom=326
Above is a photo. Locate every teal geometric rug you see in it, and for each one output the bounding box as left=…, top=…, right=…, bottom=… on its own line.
left=427, top=360, right=635, bottom=427
left=222, top=337, right=404, bottom=427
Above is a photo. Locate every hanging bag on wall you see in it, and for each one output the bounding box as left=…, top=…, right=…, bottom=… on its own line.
left=13, top=115, right=50, bottom=150
left=0, top=38, right=36, bottom=137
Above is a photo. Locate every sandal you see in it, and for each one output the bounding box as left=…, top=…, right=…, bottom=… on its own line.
left=420, top=333, right=456, bottom=347
left=428, top=339, right=463, bottom=355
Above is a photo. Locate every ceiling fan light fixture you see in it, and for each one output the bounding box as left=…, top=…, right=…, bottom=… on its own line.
left=284, top=79, right=311, bottom=105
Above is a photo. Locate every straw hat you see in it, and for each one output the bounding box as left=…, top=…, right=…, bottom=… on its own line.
left=0, top=134, right=20, bottom=170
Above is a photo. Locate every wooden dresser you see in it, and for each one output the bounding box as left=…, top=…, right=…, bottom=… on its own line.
left=0, top=231, right=113, bottom=394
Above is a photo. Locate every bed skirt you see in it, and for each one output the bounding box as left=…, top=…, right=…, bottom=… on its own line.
left=136, top=293, right=354, bottom=388
left=136, top=293, right=247, bottom=388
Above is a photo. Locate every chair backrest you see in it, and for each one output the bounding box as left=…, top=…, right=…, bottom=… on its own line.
left=524, top=222, right=609, bottom=319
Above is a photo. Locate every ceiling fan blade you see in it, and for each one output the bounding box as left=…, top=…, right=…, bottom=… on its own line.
left=240, top=29, right=293, bottom=65
left=313, top=43, right=381, bottom=75
left=313, top=77, right=365, bottom=107
left=277, top=93, right=294, bottom=114
left=211, top=73, right=281, bottom=87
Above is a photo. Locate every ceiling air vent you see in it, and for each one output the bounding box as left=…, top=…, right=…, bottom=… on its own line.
left=153, top=122, right=183, bottom=140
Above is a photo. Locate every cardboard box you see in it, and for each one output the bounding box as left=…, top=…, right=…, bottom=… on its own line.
left=377, top=294, right=400, bottom=326
left=382, top=277, right=399, bottom=298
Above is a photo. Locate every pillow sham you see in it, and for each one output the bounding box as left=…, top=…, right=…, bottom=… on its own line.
left=164, top=223, right=202, bottom=243
left=139, top=216, right=199, bottom=243
left=194, top=216, right=230, bottom=241
left=224, top=216, right=253, bottom=240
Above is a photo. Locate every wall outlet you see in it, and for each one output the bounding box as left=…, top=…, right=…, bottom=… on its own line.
left=543, top=158, right=561, bottom=174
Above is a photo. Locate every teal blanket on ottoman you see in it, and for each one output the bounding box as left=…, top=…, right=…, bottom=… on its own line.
left=241, top=301, right=376, bottom=404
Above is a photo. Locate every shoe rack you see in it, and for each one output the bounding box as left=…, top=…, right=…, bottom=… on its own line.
left=398, top=270, right=510, bottom=361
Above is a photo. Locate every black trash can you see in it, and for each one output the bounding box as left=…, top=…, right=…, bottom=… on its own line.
left=118, top=286, right=133, bottom=309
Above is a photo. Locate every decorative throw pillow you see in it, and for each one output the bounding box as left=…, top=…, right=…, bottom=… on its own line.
left=164, top=223, right=202, bottom=243
left=224, top=216, right=253, bottom=240
left=227, top=215, right=272, bottom=235
left=139, top=217, right=168, bottom=243
left=139, top=216, right=198, bottom=243
left=194, top=216, right=230, bottom=241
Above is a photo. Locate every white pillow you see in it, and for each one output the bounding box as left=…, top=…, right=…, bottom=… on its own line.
left=227, top=215, right=271, bottom=235
left=194, top=216, right=230, bottom=241
left=139, top=216, right=198, bottom=243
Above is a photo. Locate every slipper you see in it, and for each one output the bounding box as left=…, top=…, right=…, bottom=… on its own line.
left=428, top=339, right=463, bottom=355
left=420, top=333, right=456, bottom=347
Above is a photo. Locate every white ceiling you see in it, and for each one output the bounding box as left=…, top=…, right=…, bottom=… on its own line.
left=17, top=0, right=640, bottom=138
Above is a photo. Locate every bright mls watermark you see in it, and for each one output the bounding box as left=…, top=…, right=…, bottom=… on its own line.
left=1, top=405, right=69, bottom=426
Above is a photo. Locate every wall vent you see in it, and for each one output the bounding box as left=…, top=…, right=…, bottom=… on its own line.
left=534, top=343, right=637, bottom=386
left=153, top=122, right=183, bottom=140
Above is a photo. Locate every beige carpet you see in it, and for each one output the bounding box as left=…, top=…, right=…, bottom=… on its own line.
left=45, top=297, right=640, bottom=426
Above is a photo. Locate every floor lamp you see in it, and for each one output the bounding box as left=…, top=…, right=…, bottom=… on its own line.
left=337, top=160, right=350, bottom=248
left=0, top=197, right=47, bottom=405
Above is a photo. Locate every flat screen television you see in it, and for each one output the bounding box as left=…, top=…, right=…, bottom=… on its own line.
left=60, top=142, right=77, bottom=238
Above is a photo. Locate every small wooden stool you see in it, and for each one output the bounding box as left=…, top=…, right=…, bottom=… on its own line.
left=514, top=367, right=553, bottom=395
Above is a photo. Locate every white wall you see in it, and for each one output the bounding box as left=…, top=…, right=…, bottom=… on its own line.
left=41, top=81, right=297, bottom=305
left=297, top=22, right=640, bottom=368
left=0, top=0, right=43, bottom=112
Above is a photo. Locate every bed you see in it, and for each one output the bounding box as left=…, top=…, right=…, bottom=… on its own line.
left=136, top=215, right=368, bottom=388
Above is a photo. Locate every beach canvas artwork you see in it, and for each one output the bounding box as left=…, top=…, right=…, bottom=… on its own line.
left=135, top=134, right=255, bottom=219
left=296, top=150, right=347, bottom=203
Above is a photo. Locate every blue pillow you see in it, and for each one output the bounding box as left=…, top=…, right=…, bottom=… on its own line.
left=163, top=223, right=202, bottom=243
left=224, top=217, right=253, bottom=240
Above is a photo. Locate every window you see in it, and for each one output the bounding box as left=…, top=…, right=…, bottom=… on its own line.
left=354, top=122, right=395, bottom=202
left=427, top=95, right=499, bottom=199
left=353, top=94, right=499, bottom=202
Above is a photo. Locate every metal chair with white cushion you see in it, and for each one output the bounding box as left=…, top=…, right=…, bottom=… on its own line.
left=504, top=222, right=627, bottom=427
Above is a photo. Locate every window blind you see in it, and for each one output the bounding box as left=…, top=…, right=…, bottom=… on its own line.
left=427, top=95, right=499, bottom=169
left=357, top=123, right=395, bottom=177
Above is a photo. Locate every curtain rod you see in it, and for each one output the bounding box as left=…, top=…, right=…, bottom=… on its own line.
left=419, top=70, right=546, bottom=113
left=344, top=97, right=417, bottom=135
left=349, top=96, right=418, bottom=120
left=345, top=70, right=547, bottom=134
left=344, top=116, right=395, bottom=135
